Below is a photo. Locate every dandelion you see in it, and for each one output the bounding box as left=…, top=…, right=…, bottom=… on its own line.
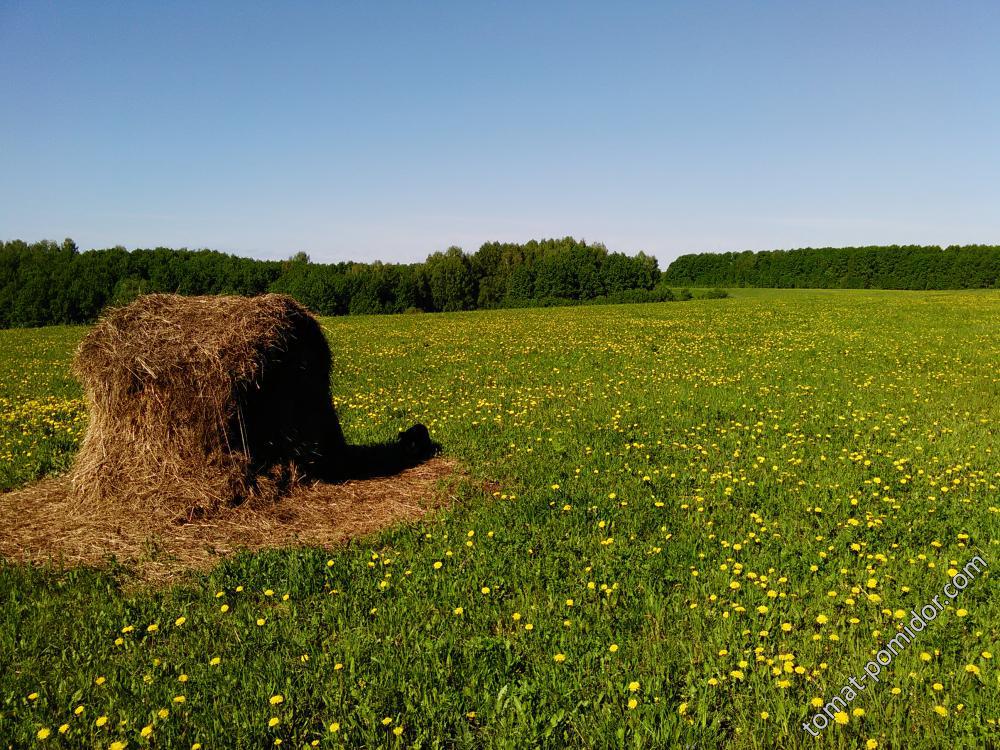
left=96, top=716, right=108, bottom=727
left=554, top=653, right=566, bottom=663
left=866, top=741, right=878, bottom=750
left=209, top=656, right=221, bottom=666
left=329, top=722, right=340, bottom=732
left=760, top=711, right=769, bottom=720
left=270, top=695, right=284, bottom=705
left=58, top=724, right=69, bottom=734
left=834, top=711, right=849, bottom=725
left=141, top=725, right=153, bottom=737
left=609, top=643, right=619, bottom=653
left=268, top=717, right=280, bottom=728
left=36, top=728, right=51, bottom=740
left=627, top=698, right=638, bottom=709
left=933, top=705, right=948, bottom=717
left=175, top=616, right=186, bottom=626
left=628, top=681, right=640, bottom=692
left=393, top=726, right=403, bottom=736
left=453, top=607, right=463, bottom=616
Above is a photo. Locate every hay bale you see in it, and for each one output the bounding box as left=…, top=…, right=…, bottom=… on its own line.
left=70, top=293, right=345, bottom=524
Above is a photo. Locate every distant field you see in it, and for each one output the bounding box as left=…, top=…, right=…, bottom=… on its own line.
left=1, top=290, right=998, bottom=748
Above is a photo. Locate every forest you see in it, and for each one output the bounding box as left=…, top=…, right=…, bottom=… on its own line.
left=0, top=238, right=681, bottom=328
left=662, top=244, right=1000, bottom=289
left=9, top=238, right=995, bottom=329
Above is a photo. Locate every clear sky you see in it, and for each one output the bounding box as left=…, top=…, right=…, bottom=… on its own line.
left=2, top=1, right=998, bottom=265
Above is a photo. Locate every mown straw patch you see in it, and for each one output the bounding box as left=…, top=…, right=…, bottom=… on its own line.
left=0, top=457, right=458, bottom=584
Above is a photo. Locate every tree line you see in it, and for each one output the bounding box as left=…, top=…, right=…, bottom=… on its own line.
left=0, top=237, right=706, bottom=328
left=661, top=245, right=1000, bottom=289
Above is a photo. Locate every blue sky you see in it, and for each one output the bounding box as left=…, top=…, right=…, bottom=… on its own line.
left=2, top=1, right=998, bottom=265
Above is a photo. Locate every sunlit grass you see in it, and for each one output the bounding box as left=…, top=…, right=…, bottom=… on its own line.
left=1, top=290, right=998, bottom=748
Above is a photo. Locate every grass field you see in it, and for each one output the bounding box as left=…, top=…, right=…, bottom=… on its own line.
left=1, top=290, right=998, bottom=749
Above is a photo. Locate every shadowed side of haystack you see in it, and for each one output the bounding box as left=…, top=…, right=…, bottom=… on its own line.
left=70, top=293, right=347, bottom=524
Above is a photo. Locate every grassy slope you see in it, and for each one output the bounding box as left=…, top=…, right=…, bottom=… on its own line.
left=1, top=290, right=998, bottom=749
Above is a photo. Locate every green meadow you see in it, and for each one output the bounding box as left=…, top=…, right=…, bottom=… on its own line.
left=1, top=289, right=998, bottom=749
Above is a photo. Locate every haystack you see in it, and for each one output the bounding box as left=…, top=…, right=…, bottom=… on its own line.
left=70, top=293, right=346, bottom=524
left=0, top=292, right=457, bottom=583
